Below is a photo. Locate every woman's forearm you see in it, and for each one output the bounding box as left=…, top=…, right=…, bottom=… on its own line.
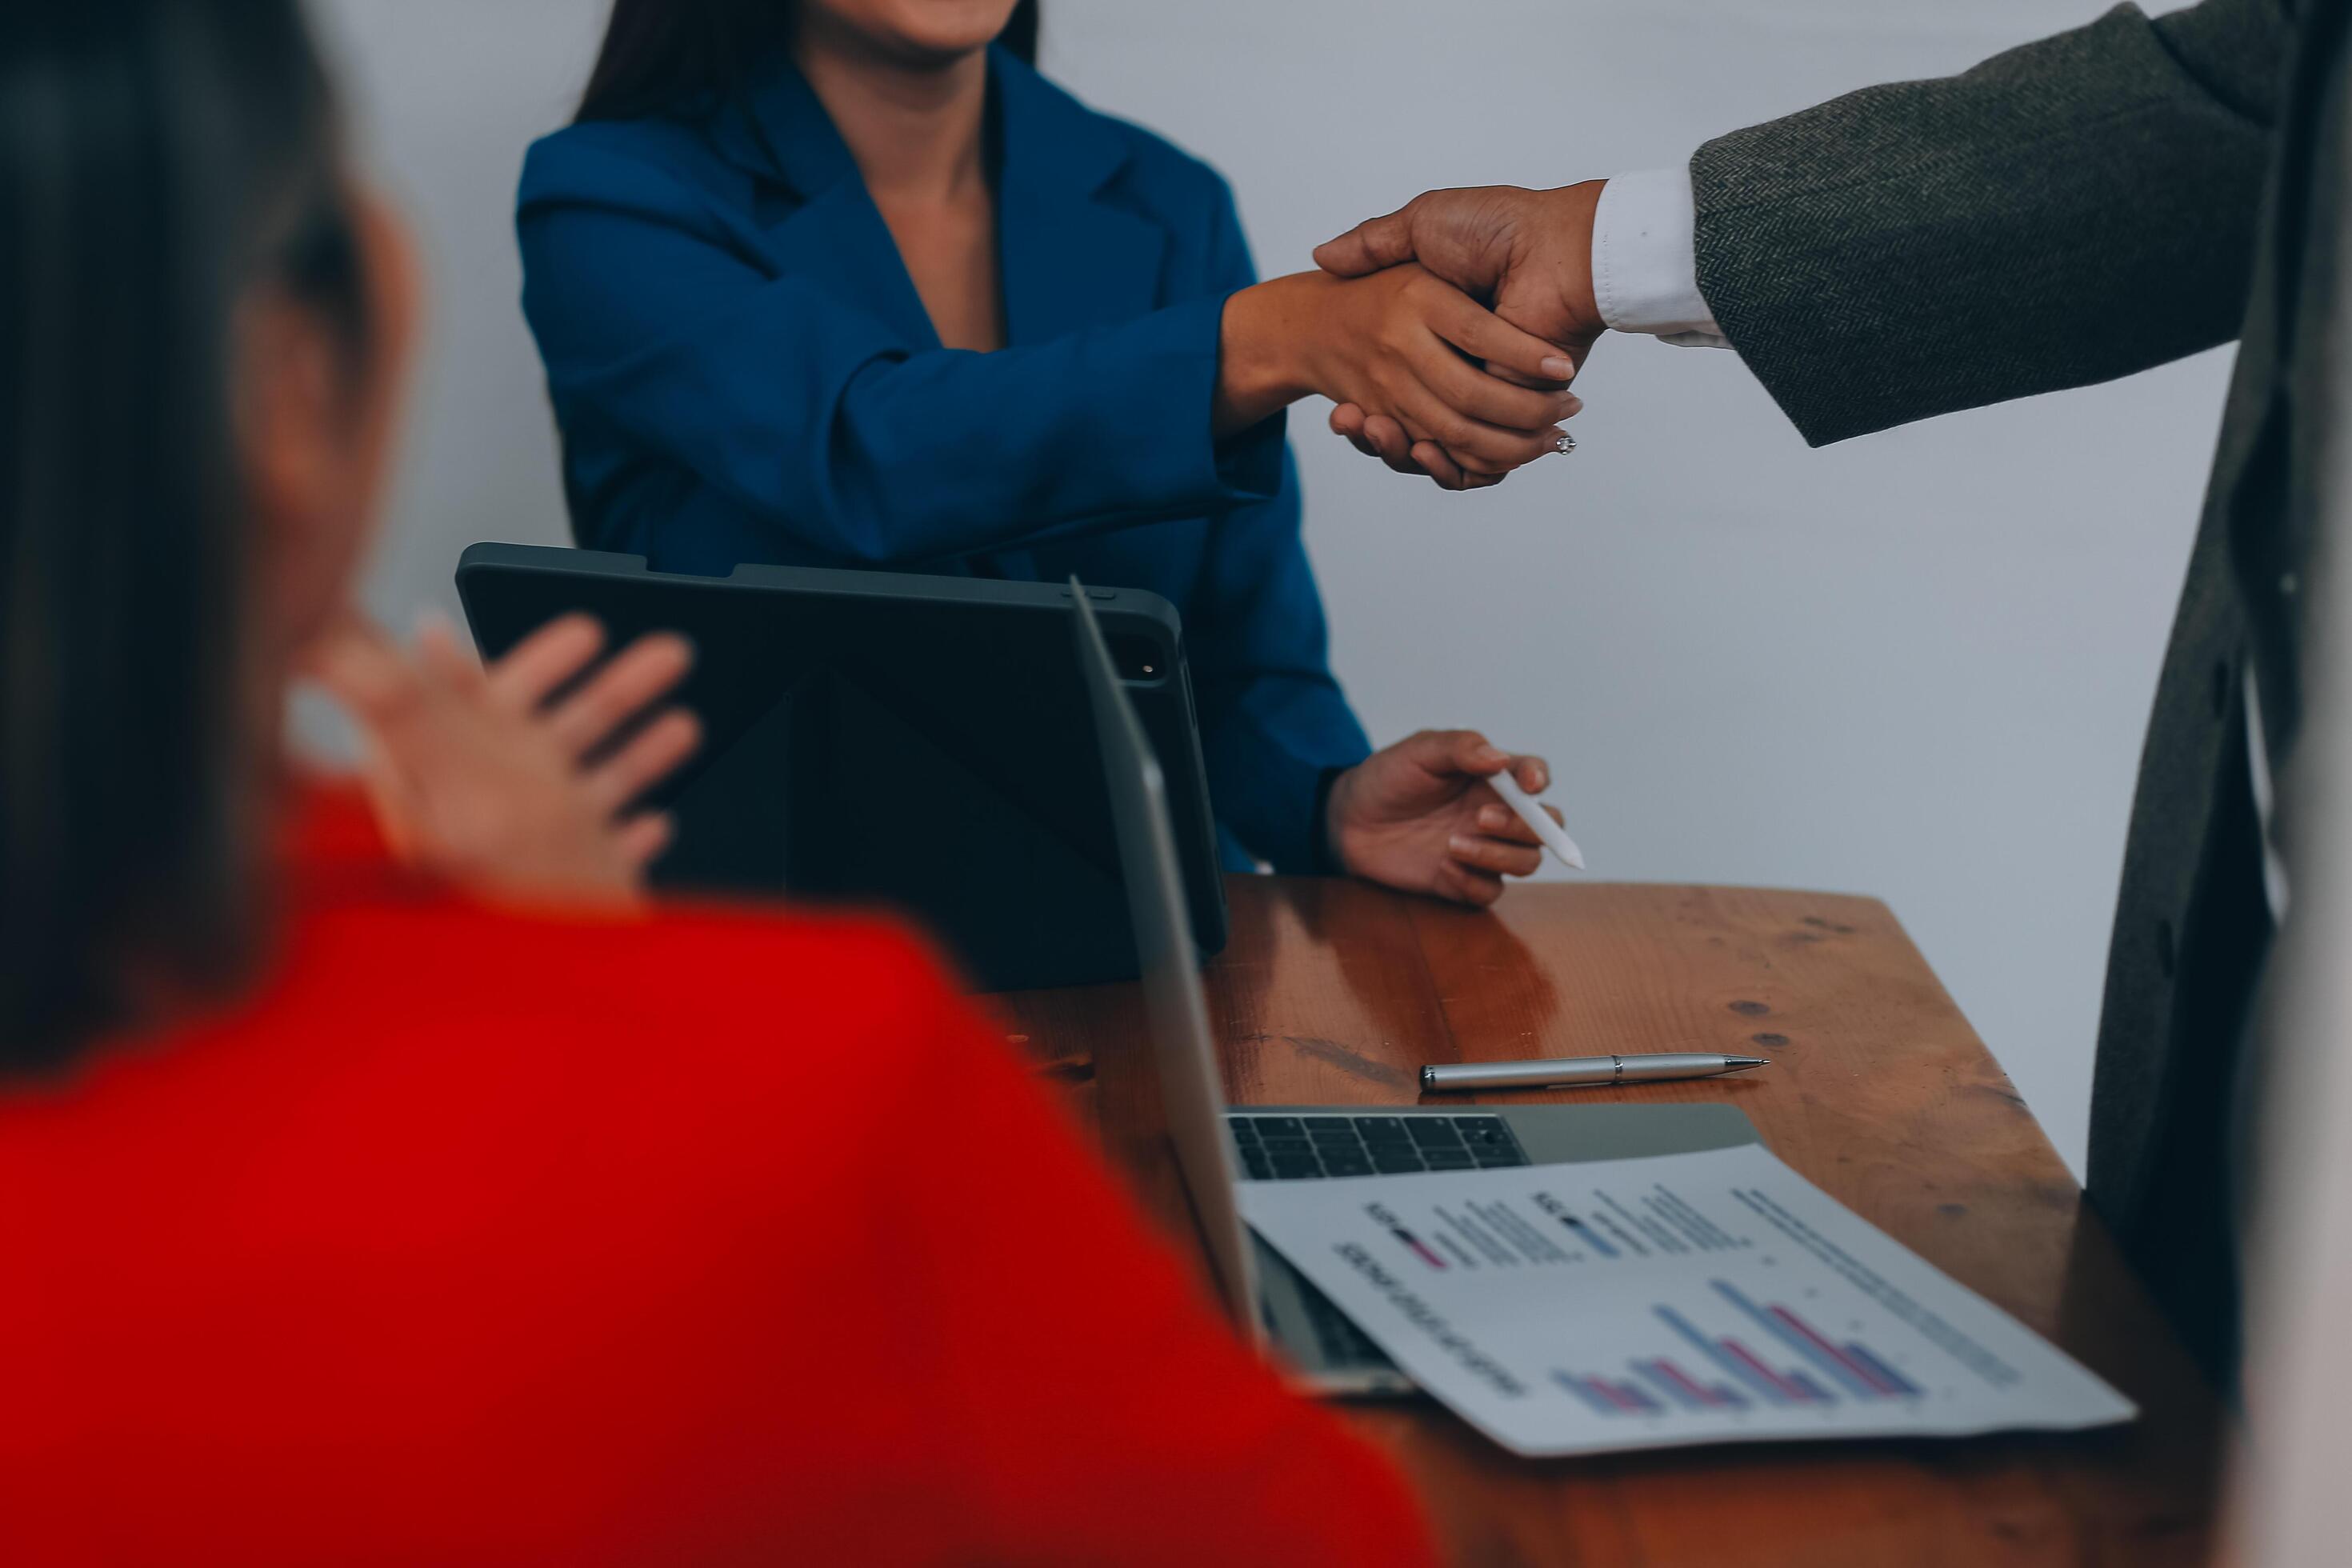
left=1213, top=274, right=1329, bottom=437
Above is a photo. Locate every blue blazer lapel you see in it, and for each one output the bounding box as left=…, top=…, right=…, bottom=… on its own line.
left=709, top=49, right=1163, bottom=350
left=714, top=62, right=942, bottom=348
left=990, top=49, right=1162, bottom=345
left=986, top=51, right=1162, bottom=580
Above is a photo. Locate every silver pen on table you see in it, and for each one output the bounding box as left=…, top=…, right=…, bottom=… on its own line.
left=1418, top=1054, right=1769, bottom=1093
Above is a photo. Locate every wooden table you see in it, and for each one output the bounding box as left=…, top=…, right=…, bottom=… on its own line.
left=994, top=878, right=2222, bottom=1567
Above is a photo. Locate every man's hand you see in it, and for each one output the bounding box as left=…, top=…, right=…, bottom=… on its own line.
left=1316, top=182, right=1608, bottom=488
left=1215, top=266, right=1578, bottom=485
left=309, top=613, right=702, bottom=908
left=1326, top=730, right=1563, bottom=907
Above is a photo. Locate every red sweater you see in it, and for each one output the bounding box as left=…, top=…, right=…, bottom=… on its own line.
left=0, top=786, right=1430, bottom=1566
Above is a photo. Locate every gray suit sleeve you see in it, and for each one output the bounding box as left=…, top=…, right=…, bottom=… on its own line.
left=1692, top=0, right=2294, bottom=446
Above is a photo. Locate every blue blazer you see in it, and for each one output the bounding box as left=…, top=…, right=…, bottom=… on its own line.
left=516, top=47, right=1370, bottom=873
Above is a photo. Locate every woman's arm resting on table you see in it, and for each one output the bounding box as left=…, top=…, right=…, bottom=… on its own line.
left=1184, top=222, right=1567, bottom=878
left=1186, top=442, right=1375, bottom=874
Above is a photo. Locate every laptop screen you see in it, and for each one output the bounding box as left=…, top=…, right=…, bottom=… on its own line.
left=1070, top=583, right=1260, bottom=1333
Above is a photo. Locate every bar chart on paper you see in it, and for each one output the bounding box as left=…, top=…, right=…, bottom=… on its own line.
left=1557, top=1281, right=1922, bottom=1419
left=1238, top=1143, right=2136, bottom=1457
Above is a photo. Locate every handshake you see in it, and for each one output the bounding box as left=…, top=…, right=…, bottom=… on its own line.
left=1216, top=181, right=1610, bottom=490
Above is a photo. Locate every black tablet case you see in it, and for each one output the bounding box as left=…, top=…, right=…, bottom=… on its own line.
left=455, top=545, right=1229, bottom=990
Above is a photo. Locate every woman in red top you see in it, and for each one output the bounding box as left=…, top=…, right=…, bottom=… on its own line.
left=0, top=4, right=1430, bottom=1562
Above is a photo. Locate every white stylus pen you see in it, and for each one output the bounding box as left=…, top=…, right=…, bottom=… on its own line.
left=1488, top=766, right=1585, bottom=870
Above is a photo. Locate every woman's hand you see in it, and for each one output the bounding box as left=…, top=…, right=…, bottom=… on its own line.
left=307, top=613, right=702, bottom=909
left=1325, top=730, right=1562, bottom=907
left=1216, top=267, right=1580, bottom=485
left=1329, top=398, right=1555, bottom=492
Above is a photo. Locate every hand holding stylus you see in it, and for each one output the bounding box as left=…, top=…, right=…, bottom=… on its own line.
left=1323, top=730, right=1567, bottom=907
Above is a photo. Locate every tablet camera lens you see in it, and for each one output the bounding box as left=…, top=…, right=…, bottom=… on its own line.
left=1109, top=635, right=1165, bottom=682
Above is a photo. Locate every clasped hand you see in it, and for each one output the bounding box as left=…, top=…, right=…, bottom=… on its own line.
left=1311, top=181, right=1609, bottom=489
left=1219, top=259, right=1582, bottom=489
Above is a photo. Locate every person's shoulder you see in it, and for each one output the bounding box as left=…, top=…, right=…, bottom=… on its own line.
left=1006, top=54, right=1238, bottom=224
left=454, top=902, right=990, bottom=1135
left=583, top=900, right=957, bottom=998
left=1095, top=110, right=1234, bottom=214
left=461, top=898, right=963, bottom=1027
left=297, top=885, right=977, bottom=1095
left=517, top=110, right=733, bottom=217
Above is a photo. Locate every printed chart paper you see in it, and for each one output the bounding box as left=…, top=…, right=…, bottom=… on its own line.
left=1238, top=1143, right=2135, bottom=1456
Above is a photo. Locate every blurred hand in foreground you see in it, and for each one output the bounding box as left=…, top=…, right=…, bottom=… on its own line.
left=309, top=613, right=700, bottom=908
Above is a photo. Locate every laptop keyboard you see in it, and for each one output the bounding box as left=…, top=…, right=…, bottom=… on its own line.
left=1227, top=1113, right=1530, bottom=1180
left=1301, top=1274, right=1391, bottom=1366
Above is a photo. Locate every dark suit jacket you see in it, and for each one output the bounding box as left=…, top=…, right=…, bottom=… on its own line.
left=515, top=48, right=1371, bottom=874
left=1687, top=0, right=2339, bottom=1378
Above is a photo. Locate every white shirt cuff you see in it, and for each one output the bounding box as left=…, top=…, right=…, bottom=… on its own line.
left=1590, top=166, right=1728, bottom=349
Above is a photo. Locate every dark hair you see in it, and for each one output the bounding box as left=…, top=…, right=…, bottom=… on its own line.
left=578, top=0, right=1040, bottom=123
left=0, top=0, right=366, bottom=1069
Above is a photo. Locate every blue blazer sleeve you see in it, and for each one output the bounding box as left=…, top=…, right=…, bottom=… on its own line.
left=1181, top=191, right=1373, bottom=873
left=516, top=136, right=1286, bottom=565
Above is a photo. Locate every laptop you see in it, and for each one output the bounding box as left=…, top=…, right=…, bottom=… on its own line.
left=1070, top=581, right=1763, bottom=1395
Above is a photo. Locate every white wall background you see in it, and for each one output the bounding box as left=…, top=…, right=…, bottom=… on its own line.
left=312, top=0, right=2236, bottom=1178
